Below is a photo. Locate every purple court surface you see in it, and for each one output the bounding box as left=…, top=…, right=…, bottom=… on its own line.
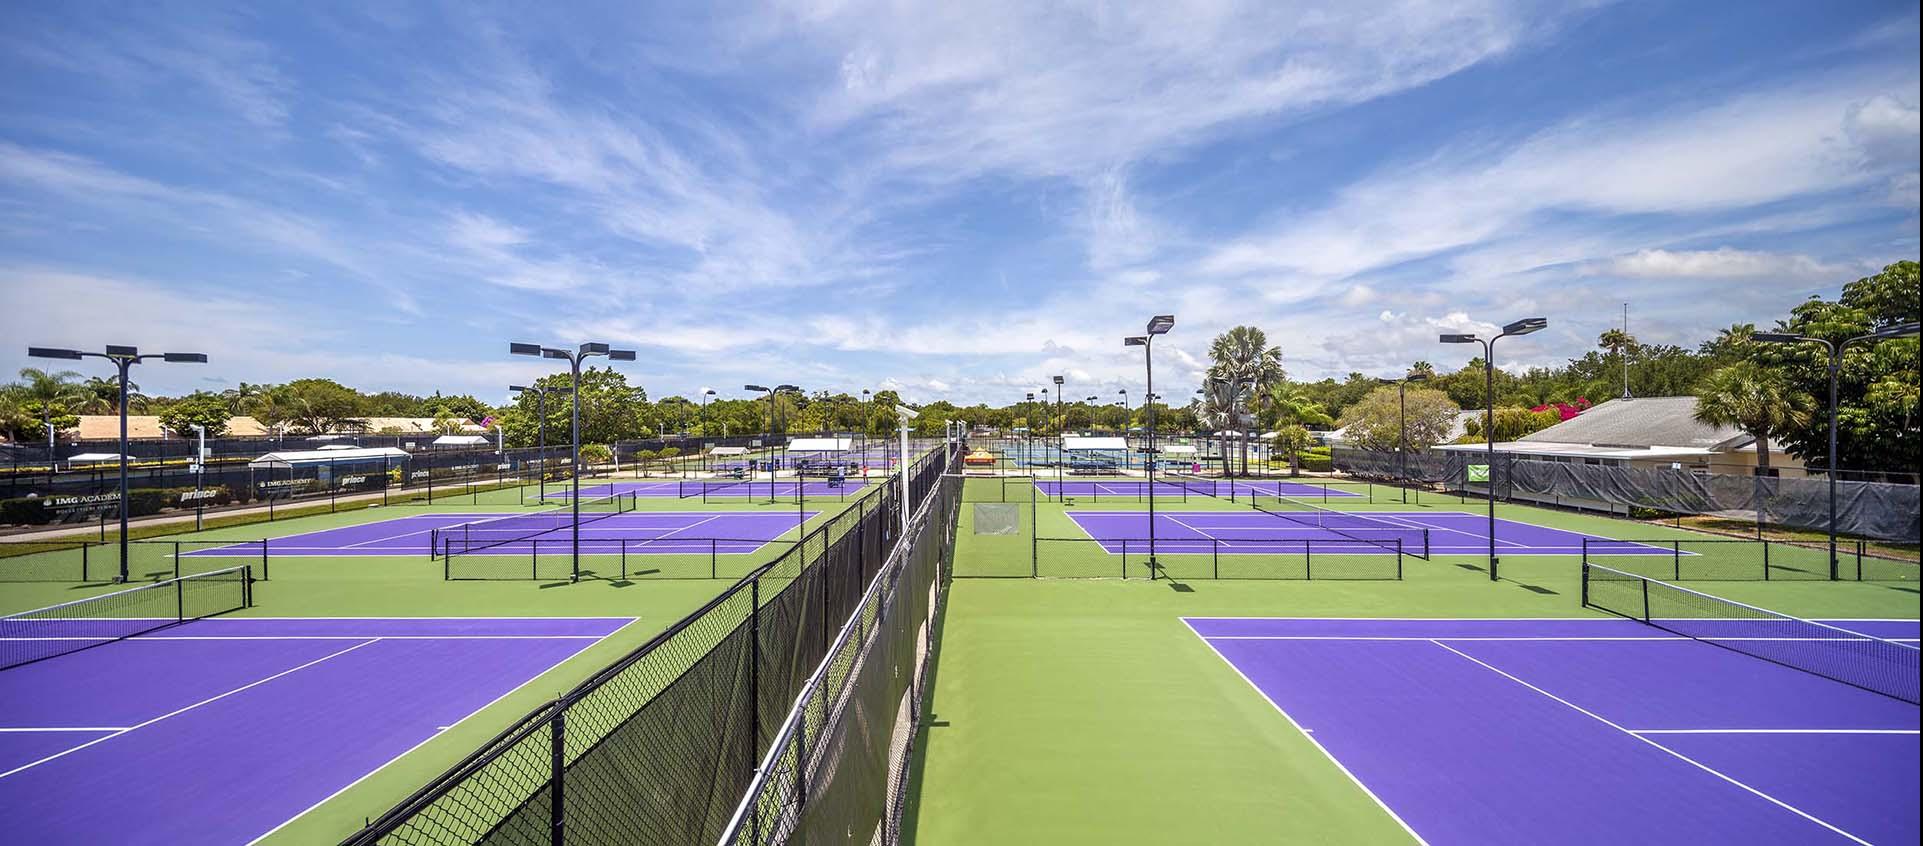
left=1187, top=617, right=1921, bottom=846
left=0, top=616, right=632, bottom=845
left=187, top=511, right=815, bottom=557
left=1068, top=510, right=1671, bottom=556
left=543, top=479, right=868, bottom=498
left=1037, top=479, right=1356, bottom=499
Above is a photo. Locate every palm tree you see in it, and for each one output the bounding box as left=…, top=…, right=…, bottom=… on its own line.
left=79, top=375, right=148, bottom=413
left=1207, top=326, right=1284, bottom=475
left=222, top=382, right=273, bottom=416
left=1266, top=383, right=1334, bottom=476
left=1408, top=361, right=1437, bottom=380
left=1598, top=328, right=1639, bottom=398
left=1693, top=362, right=1815, bottom=471
left=16, top=367, right=87, bottom=406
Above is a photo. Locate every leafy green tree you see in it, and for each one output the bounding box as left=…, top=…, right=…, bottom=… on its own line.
left=580, top=444, right=614, bottom=466
left=1693, top=362, right=1815, bottom=471
left=1761, top=261, right=1920, bottom=472
left=221, top=382, right=275, bottom=416
left=80, top=375, right=147, bottom=413
left=497, top=368, right=648, bottom=448
left=425, top=393, right=491, bottom=422
left=157, top=392, right=232, bottom=437
left=1264, top=382, right=1334, bottom=431
left=15, top=367, right=88, bottom=408
left=255, top=379, right=366, bottom=434
left=1269, top=425, right=1314, bottom=477
left=1335, top=386, right=1460, bottom=451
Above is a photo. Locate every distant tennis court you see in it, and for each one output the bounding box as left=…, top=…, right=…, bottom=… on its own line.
left=1069, top=510, right=1673, bottom=557
left=185, top=512, right=814, bottom=557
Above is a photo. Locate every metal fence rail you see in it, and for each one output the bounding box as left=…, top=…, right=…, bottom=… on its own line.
left=339, top=445, right=955, bottom=846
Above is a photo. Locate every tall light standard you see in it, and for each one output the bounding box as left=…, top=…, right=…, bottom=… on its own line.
left=510, top=342, right=635, bottom=582
left=1052, top=375, right=1065, bottom=488
left=510, top=383, right=572, bottom=503
left=1117, top=389, right=1131, bottom=461
left=1375, top=372, right=1431, bottom=503
left=1751, top=321, right=1919, bottom=579
left=28, top=345, right=206, bottom=583
left=1126, top=315, right=1175, bottom=578
left=1440, top=317, right=1547, bottom=582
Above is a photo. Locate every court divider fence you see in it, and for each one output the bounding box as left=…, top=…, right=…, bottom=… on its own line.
left=955, top=475, right=1405, bottom=580
left=716, top=468, right=960, bottom=845
left=339, top=444, right=954, bottom=846
left=441, top=538, right=803, bottom=581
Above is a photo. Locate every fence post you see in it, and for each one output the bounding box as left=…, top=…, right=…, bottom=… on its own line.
left=749, top=575, right=761, bottom=777
left=549, top=707, right=566, bottom=846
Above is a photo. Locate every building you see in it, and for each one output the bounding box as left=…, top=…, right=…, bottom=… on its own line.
left=1436, top=396, right=1804, bottom=477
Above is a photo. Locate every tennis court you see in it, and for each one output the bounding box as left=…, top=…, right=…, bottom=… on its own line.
left=184, top=511, right=814, bottom=557
left=1067, top=510, right=1671, bottom=557
left=1186, top=615, right=1920, bottom=845
left=0, top=615, right=632, bottom=844
left=1037, top=479, right=1354, bottom=499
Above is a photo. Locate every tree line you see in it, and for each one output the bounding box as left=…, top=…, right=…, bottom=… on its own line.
left=4, top=261, right=1913, bottom=473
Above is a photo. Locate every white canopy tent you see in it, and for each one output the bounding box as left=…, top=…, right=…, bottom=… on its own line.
left=65, top=453, right=127, bottom=467
left=709, top=446, right=749, bottom=457
left=1060, top=436, right=1128, bottom=451
left=787, top=437, right=852, bottom=452
left=431, top=435, right=490, bottom=447
left=248, top=447, right=410, bottom=469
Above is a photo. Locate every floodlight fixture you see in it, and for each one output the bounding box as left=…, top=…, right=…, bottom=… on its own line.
left=1146, top=314, right=1175, bottom=335
left=745, top=384, right=769, bottom=392
left=1751, top=332, right=1803, bottom=344
left=27, top=347, right=85, bottom=360
left=162, top=352, right=208, bottom=363
left=1871, top=322, right=1920, bottom=339
left=607, top=349, right=637, bottom=361
left=1124, top=336, right=1147, bottom=347
left=1502, top=317, right=1548, bottom=336
left=1439, top=333, right=1478, bottom=344
left=510, top=343, right=543, bottom=356
left=579, top=342, right=610, bottom=355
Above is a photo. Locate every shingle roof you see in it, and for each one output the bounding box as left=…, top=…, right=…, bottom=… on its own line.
left=1518, top=397, right=1747, bottom=449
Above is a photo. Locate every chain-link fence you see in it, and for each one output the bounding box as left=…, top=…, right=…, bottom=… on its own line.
left=339, top=445, right=954, bottom=846
left=1333, top=448, right=1921, bottom=544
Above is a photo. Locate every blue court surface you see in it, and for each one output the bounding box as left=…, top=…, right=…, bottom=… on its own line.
left=0, top=617, right=631, bottom=844
left=1069, top=510, right=1672, bottom=557
left=542, top=479, right=867, bottom=499
left=187, top=511, right=815, bottom=557
left=1186, top=617, right=1921, bottom=845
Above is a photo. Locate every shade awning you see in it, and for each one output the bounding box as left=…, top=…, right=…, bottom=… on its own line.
left=1061, top=436, right=1128, bottom=451
left=709, top=446, right=749, bottom=456
left=787, top=437, right=852, bottom=452
left=66, top=453, right=127, bottom=463
left=248, top=447, right=411, bottom=469
left=431, top=435, right=490, bottom=446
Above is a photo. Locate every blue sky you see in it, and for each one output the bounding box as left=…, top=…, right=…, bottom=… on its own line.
left=1, top=1, right=1917, bottom=408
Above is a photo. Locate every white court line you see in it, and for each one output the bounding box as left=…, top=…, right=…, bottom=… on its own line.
left=627, top=515, right=722, bottom=551
left=0, top=726, right=130, bottom=733
left=1430, top=639, right=1872, bottom=846
left=1178, top=615, right=1923, bottom=623
left=241, top=616, right=645, bottom=845
left=0, top=639, right=381, bottom=781
left=1183, top=621, right=1430, bottom=845
left=2, top=635, right=608, bottom=642
left=1201, top=635, right=1916, bottom=643
left=1631, top=729, right=1919, bottom=735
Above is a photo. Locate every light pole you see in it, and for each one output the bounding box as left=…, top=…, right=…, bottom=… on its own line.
left=510, top=342, right=635, bottom=582
left=1052, top=375, right=1065, bottom=488
left=28, top=345, right=206, bottom=583
left=1751, top=321, right=1919, bottom=579
left=1375, top=372, right=1431, bottom=503
left=1126, top=315, right=1175, bottom=578
left=510, top=383, right=572, bottom=503
left=1440, top=317, right=1547, bottom=582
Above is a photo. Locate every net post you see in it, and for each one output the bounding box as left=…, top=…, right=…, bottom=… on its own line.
left=175, top=567, right=185, bottom=621
left=620, top=539, right=628, bottom=581
left=1396, top=539, right=1404, bottom=580
left=244, top=564, right=254, bottom=607
left=1580, top=562, right=1589, bottom=607
left=1672, top=540, right=1681, bottom=581
left=1639, top=576, right=1650, bottom=621
left=711, top=539, right=718, bottom=579
left=173, top=541, right=181, bottom=580
left=1762, top=540, right=1770, bottom=580
left=1305, top=538, right=1313, bottom=580
left=82, top=541, right=90, bottom=582
left=260, top=539, right=269, bottom=581
left=1121, top=539, right=1128, bottom=579
left=1212, top=538, right=1219, bottom=579
left=548, top=706, right=566, bottom=846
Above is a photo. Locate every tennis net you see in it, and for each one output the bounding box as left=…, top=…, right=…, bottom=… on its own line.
left=1, top=565, right=253, bottom=671
left=434, top=492, right=637, bottom=558
left=1249, top=497, right=1431, bottom=559
left=1583, top=563, right=1920, bottom=703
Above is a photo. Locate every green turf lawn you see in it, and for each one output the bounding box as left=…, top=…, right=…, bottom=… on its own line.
left=903, top=479, right=1918, bottom=845
left=0, top=477, right=871, bottom=844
